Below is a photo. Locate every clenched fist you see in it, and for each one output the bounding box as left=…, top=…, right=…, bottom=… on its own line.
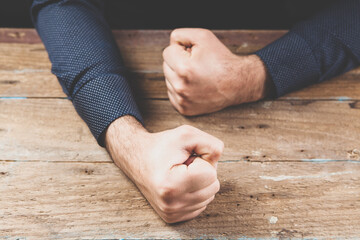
left=163, top=28, right=270, bottom=116
left=105, top=116, right=224, bottom=223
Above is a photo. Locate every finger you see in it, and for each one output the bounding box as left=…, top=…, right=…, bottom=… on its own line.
left=163, top=196, right=214, bottom=221
left=190, top=178, right=220, bottom=196
left=164, top=205, right=207, bottom=224
left=185, top=158, right=219, bottom=192
left=180, top=127, right=224, bottom=165
left=163, top=61, right=187, bottom=94
left=162, top=44, right=190, bottom=76
left=174, top=206, right=207, bottom=223
left=169, top=157, right=218, bottom=193
left=181, top=195, right=215, bottom=213
left=192, top=132, right=224, bottom=164
left=171, top=173, right=219, bottom=203
left=187, top=173, right=220, bottom=198
left=168, top=90, right=184, bottom=114
left=165, top=78, right=176, bottom=96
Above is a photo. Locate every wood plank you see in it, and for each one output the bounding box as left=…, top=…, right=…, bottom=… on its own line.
left=0, top=29, right=360, bottom=99
left=1, top=29, right=359, bottom=239
left=0, top=43, right=50, bottom=71
left=1, top=98, right=360, bottom=162
left=2, top=68, right=360, bottom=100
left=0, top=70, right=62, bottom=98
left=0, top=98, right=108, bottom=162
left=131, top=69, right=360, bottom=101
left=1, top=160, right=359, bottom=238
left=0, top=28, right=42, bottom=44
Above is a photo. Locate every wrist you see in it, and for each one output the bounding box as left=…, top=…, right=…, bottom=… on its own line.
left=105, top=115, right=148, bottom=144
left=232, top=54, right=272, bottom=105
left=246, top=54, right=269, bottom=100
left=105, top=115, right=150, bottom=183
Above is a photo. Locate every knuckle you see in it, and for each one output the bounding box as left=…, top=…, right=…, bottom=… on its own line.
left=211, top=172, right=218, bottom=183
left=159, top=203, right=174, bottom=214
left=197, top=28, right=213, bottom=39
left=176, top=63, right=192, bottom=79
left=170, top=29, right=180, bottom=41
left=213, top=149, right=222, bottom=160
left=178, top=124, right=194, bottom=134
left=176, top=105, right=187, bottom=115
left=206, top=168, right=218, bottom=182
left=177, top=96, right=187, bottom=107
left=162, top=214, right=175, bottom=223
left=158, top=185, right=176, bottom=202
left=210, top=140, right=225, bottom=160
left=162, top=214, right=183, bottom=224
left=173, top=83, right=187, bottom=96
left=159, top=202, right=182, bottom=217
left=215, top=179, right=221, bottom=193
left=162, top=46, right=170, bottom=59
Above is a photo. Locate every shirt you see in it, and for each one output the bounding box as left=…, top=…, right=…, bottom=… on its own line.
left=31, top=0, right=360, bottom=147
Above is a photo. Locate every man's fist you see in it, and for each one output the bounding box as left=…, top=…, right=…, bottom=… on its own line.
left=162, top=28, right=270, bottom=116
left=105, top=117, right=224, bottom=223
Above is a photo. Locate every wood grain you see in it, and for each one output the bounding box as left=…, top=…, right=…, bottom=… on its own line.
left=0, top=29, right=360, bottom=99
left=2, top=98, right=360, bottom=162
left=0, top=98, right=108, bottom=162
left=1, top=28, right=360, bottom=239
left=1, top=161, right=360, bottom=239
left=0, top=70, right=62, bottom=98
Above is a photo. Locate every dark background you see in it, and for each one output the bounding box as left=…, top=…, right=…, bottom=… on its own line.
left=0, top=0, right=335, bottom=29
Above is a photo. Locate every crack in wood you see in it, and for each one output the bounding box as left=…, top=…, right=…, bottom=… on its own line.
left=349, top=101, right=360, bottom=109
left=290, top=100, right=315, bottom=106
left=0, top=80, right=19, bottom=84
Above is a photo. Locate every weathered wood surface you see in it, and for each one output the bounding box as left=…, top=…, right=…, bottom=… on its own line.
left=1, top=28, right=360, bottom=239
left=1, top=29, right=360, bottom=99
left=2, top=98, right=360, bottom=162
left=1, top=161, right=360, bottom=239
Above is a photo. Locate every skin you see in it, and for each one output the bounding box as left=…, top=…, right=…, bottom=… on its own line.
left=105, top=28, right=269, bottom=224
left=105, top=116, right=224, bottom=223
left=162, top=28, right=272, bottom=116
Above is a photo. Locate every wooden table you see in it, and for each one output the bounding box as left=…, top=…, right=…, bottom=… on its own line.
left=1, top=28, right=360, bottom=239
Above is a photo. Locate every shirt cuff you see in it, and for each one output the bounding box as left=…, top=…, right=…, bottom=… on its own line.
left=255, top=31, right=321, bottom=97
left=72, top=74, right=143, bottom=147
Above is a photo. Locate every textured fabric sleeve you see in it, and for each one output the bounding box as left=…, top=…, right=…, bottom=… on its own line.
left=255, top=0, right=360, bottom=97
left=31, top=0, right=143, bottom=147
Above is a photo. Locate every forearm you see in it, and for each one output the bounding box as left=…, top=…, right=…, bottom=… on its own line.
left=104, top=115, right=223, bottom=223
left=31, top=0, right=143, bottom=146
left=105, top=116, right=149, bottom=186
left=231, top=54, right=273, bottom=105
left=256, top=0, right=360, bottom=97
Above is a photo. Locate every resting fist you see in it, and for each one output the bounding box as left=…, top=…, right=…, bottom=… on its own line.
left=106, top=117, right=224, bottom=223
left=162, top=28, right=269, bottom=116
left=141, top=125, right=223, bottom=223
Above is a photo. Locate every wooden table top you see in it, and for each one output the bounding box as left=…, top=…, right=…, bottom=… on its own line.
left=1, top=28, right=360, bottom=239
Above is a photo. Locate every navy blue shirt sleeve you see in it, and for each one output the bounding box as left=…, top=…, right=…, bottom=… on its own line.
left=256, top=0, right=360, bottom=97
left=31, top=0, right=143, bottom=147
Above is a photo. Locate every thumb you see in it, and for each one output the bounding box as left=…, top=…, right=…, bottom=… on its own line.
left=184, top=154, right=219, bottom=170
left=179, top=126, right=224, bottom=168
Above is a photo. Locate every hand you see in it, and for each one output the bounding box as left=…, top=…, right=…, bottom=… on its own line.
left=105, top=116, right=224, bottom=223
left=162, top=28, right=271, bottom=116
